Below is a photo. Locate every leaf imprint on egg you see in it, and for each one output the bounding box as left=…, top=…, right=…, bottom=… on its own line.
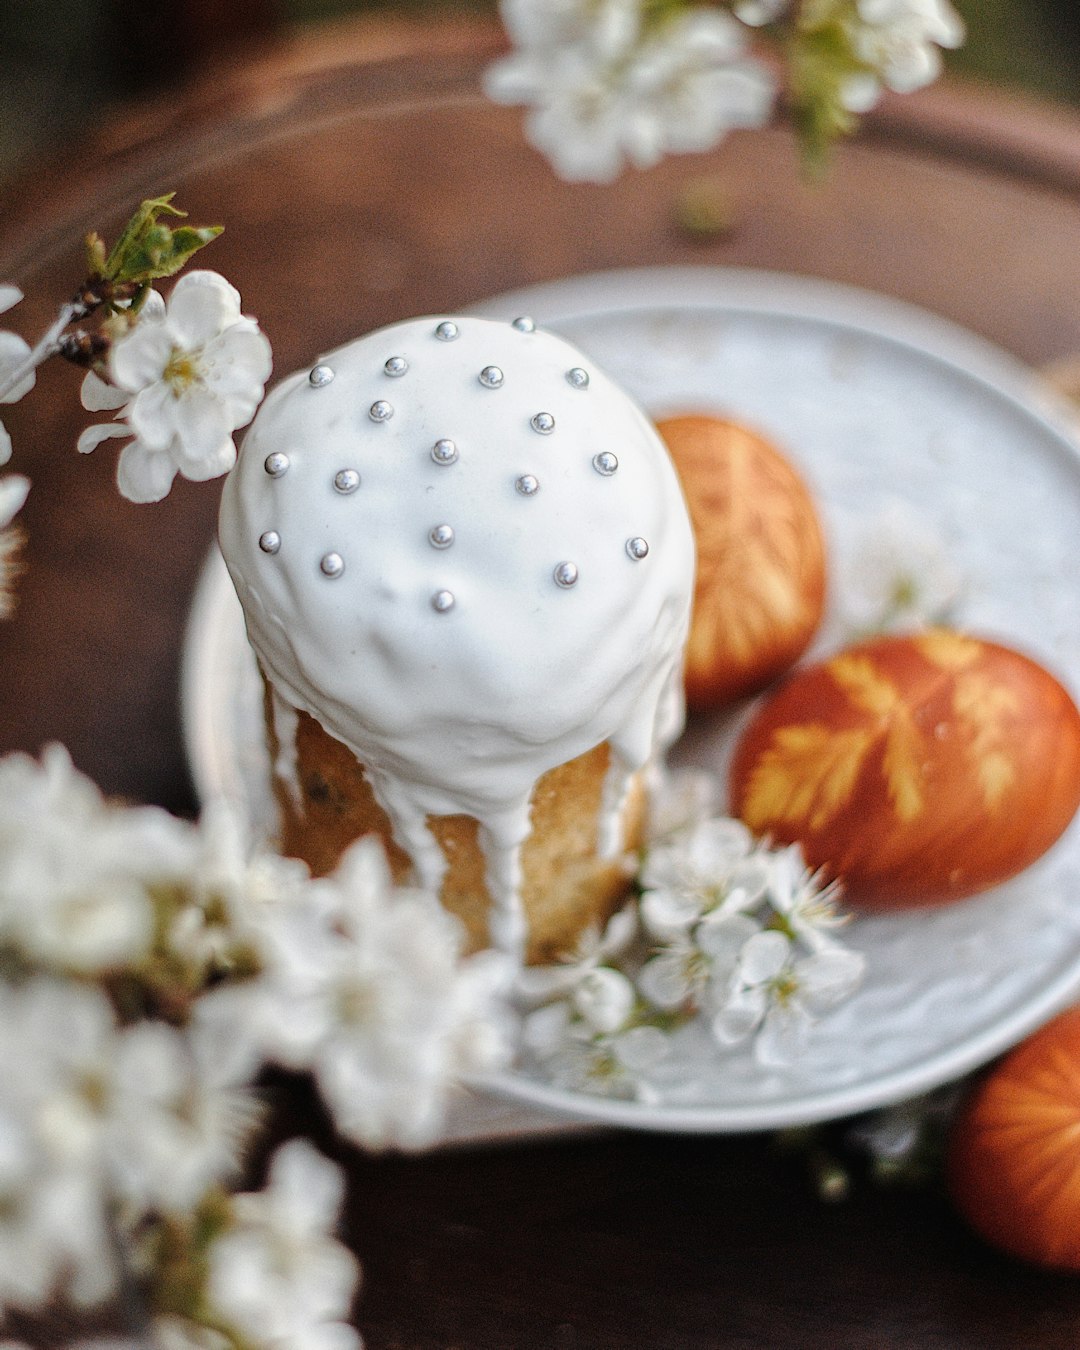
left=952, top=671, right=1020, bottom=812
left=742, top=725, right=875, bottom=832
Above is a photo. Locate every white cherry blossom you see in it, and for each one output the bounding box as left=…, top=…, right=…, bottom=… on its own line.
left=712, top=930, right=865, bottom=1066
left=844, top=0, right=964, bottom=111
left=572, top=966, right=636, bottom=1034
left=639, top=816, right=770, bottom=940
left=206, top=1139, right=360, bottom=1350
left=0, top=745, right=193, bottom=972
left=250, top=837, right=513, bottom=1149
left=767, top=844, right=852, bottom=952
left=78, top=271, right=271, bottom=502
left=637, top=911, right=760, bottom=1011
left=514, top=902, right=639, bottom=1002
left=521, top=1000, right=668, bottom=1102
left=0, top=979, right=121, bottom=1313
left=103, top=1018, right=261, bottom=1215
left=486, top=0, right=774, bottom=181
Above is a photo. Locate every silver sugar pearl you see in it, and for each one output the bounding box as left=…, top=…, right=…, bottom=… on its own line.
left=309, top=364, right=335, bottom=388
left=320, top=552, right=345, bottom=578
left=530, top=411, right=555, bottom=435
left=431, top=437, right=458, bottom=466
left=264, top=452, right=290, bottom=477
left=626, top=536, right=650, bottom=560
left=258, top=531, right=281, bottom=555
left=592, top=451, right=618, bottom=476
left=479, top=365, right=504, bottom=389
left=369, top=400, right=393, bottom=422
left=566, top=367, right=590, bottom=390
left=435, top=321, right=459, bottom=341
left=515, top=474, right=539, bottom=496
left=432, top=589, right=456, bottom=613
left=333, top=469, right=360, bottom=494
left=512, top=316, right=536, bottom=333
left=553, top=561, right=579, bottom=589
left=384, top=356, right=408, bottom=377
left=429, top=523, right=455, bottom=549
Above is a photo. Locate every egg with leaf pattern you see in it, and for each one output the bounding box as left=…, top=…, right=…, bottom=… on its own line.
left=728, top=629, right=1080, bottom=908
left=656, top=414, right=826, bottom=710
left=949, top=1006, right=1080, bottom=1270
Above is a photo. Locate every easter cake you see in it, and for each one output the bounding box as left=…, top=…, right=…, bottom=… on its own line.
left=218, top=314, right=696, bottom=964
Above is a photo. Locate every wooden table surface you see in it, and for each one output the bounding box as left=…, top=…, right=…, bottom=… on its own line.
left=4, top=15, right=1080, bottom=1347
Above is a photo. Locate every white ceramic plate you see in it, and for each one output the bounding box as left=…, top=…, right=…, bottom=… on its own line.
left=183, top=266, right=1080, bottom=1133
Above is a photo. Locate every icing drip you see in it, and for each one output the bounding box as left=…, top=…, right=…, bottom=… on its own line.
left=267, top=684, right=302, bottom=814
left=219, top=315, right=696, bottom=956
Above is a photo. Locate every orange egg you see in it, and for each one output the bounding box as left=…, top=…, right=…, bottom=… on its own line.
left=656, top=414, right=826, bottom=711
left=728, top=629, right=1080, bottom=909
left=949, top=1007, right=1080, bottom=1270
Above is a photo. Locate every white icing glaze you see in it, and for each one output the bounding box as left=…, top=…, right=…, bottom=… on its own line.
left=218, top=315, right=695, bottom=957
left=268, top=685, right=302, bottom=813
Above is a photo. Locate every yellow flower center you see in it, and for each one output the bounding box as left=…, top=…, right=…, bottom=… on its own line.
left=164, top=348, right=202, bottom=395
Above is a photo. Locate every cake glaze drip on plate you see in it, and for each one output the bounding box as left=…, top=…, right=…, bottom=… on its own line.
left=218, top=314, right=695, bottom=959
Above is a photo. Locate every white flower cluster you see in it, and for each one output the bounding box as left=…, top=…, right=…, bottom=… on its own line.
left=78, top=271, right=272, bottom=502
left=485, top=0, right=774, bottom=182
left=519, top=785, right=865, bottom=1101
left=0, top=977, right=256, bottom=1313
left=204, top=835, right=515, bottom=1151
left=0, top=1141, right=360, bottom=1350
left=0, top=746, right=511, bottom=1339
left=843, top=0, right=965, bottom=112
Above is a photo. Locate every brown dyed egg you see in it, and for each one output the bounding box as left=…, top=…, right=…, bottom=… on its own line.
left=949, top=1007, right=1080, bottom=1270
left=728, top=629, right=1080, bottom=909
left=656, top=414, right=826, bottom=711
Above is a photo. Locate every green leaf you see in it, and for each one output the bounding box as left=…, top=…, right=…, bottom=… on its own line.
left=117, top=223, right=224, bottom=284
left=103, top=192, right=184, bottom=278
left=99, top=194, right=223, bottom=285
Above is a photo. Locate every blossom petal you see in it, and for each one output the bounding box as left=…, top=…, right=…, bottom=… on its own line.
left=696, top=911, right=760, bottom=964
left=738, top=929, right=791, bottom=985
left=572, top=967, right=635, bottom=1034
left=268, top=1138, right=345, bottom=1234
left=755, top=1001, right=813, bottom=1068
left=175, top=385, right=233, bottom=459
left=77, top=422, right=130, bottom=455
left=80, top=370, right=128, bottom=412
left=0, top=330, right=35, bottom=403
left=0, top=473, right=30, bottom=526
left=203, top=326, right=273, bottom=421
left=0, top=419, right=10, bottom=466
left=711, top=988, right=766, bottom=1045
left=109, top=323, right=173, bottom=393
left=637, top=951, right=694, bottom=1010
left=116, top=440, right=177, bottom=503
left=640, top=887, right=701, bottom=941
left=0, top=284, right=23, bottom=314
left=796, top=948, right=866, bottom=1012
left=127, top=381, right=177, bottom=451
left=167, top=271, right=242, bottom=348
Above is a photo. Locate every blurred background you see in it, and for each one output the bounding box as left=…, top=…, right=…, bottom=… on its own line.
left=2, top=0, right=1080, bottom=188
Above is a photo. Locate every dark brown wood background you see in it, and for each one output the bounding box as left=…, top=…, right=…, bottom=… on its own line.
left=3, top=16, right=1080, bottom=1347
